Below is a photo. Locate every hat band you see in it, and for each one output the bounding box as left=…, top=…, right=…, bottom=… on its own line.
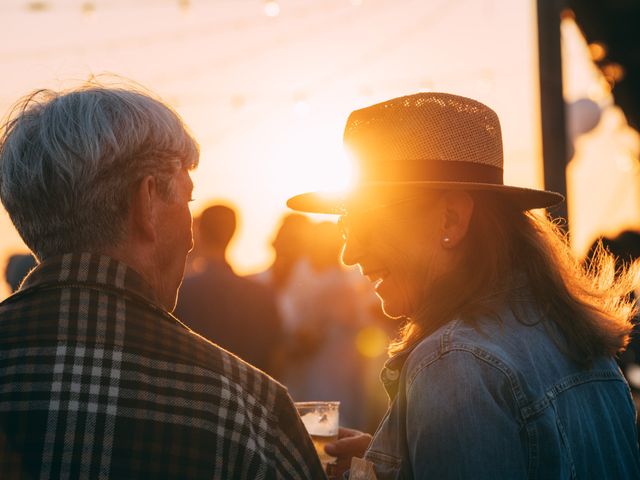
left=361, top=160, right=503, bottom=184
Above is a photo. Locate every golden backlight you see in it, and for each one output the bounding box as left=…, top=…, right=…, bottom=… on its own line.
left=0, top=1, right=638, bottom=293
left=272, top=126, right=356, bottom=197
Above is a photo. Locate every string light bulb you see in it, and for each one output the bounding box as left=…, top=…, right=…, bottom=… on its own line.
left=26, top=1, right=49, bottom=12
left=589, top=42, right=607, bottom=62
left=264, top=0, right=280, bottom=17
left=81, top=2, right=95, bottom=14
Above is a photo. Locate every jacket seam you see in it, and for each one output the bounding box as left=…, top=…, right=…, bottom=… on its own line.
left=440, top=318, right=462, bottom=351
left=521, top=373, right=626, bottom=420
left=365, top=449, right=402, bottom=467
left=406, top=346, right=527, bottom=426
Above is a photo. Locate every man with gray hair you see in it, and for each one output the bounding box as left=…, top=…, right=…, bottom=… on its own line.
left=0, top=86, right=325, bottom=479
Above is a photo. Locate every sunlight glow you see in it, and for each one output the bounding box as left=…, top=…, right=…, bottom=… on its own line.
left=268, top=126, right=355, bottom=199
left=355, top=326, right=389, bottom=358
left=2, top=0, right=631, bottom=286
left=616, top=154, right=639, bottom=174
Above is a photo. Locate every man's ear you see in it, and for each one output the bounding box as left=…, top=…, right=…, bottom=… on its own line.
left=439, top=191, right=474, bottom=248
left=130, top=175, right=158, bottom=242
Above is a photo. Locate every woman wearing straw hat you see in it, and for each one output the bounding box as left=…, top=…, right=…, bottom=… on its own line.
left=287, top=93, right=640, bottom=479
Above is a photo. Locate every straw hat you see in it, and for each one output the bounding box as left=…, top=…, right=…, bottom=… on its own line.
left=287, top=92, right=564, bottom=214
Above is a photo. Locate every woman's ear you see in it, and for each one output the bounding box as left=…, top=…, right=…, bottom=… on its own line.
left=439, top=191, right=474, bottom=248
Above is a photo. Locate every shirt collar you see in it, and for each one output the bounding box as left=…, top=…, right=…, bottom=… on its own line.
left=380, top=345, right=415, bottom=400
left=22, top=252, right=160, bottom=305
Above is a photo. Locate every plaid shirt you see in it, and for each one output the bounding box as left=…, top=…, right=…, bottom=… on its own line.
left=0, top=253, right=325, bottom=480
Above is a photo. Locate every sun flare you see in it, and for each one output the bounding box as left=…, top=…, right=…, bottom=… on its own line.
left=267, top=120, right=356, bottom=199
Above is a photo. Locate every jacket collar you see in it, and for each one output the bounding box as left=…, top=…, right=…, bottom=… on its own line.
left=22, top=252, right=160, bottom=305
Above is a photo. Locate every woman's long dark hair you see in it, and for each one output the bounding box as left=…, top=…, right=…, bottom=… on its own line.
left=389, top=191, right=638, bottom=366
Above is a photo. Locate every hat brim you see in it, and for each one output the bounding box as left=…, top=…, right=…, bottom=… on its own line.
left=286, top=181, right=565, bottom=214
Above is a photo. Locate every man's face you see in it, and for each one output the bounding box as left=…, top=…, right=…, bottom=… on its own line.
left=340, top=196, right=445, bottom=319
left=155, top=168, right=194, bottom=311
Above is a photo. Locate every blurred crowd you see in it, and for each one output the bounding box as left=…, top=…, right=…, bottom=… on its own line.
left=2, top=206, right=392, bottom=428
left=179, top=205, right=394, bottom=432
left=2, top=204, right=393, bottom=430
left=6, top=208, right=640, bottom=434
left=67, top=201, right=391, bottom=432
left=6, top=207, right=640, bottom=436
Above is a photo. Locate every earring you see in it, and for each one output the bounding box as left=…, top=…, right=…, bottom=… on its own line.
left=442, top=236, right=451, bottom=247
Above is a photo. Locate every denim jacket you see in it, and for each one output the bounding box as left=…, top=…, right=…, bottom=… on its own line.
left=363, top=299, right=640, bottom=479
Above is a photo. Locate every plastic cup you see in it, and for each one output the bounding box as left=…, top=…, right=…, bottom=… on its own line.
left=295, top=401, right=340, bottom=471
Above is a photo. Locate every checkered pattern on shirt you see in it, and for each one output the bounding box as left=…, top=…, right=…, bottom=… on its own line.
left=0, top=253, right=325, bottom=480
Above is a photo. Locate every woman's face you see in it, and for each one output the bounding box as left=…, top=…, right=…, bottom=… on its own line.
left=340, top=195, right=449, bottom=319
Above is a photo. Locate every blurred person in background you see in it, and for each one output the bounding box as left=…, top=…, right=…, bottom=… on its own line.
left=4, top=253, right=36, bottom=293
left=252, top=213, right=385, bottom=430
left=280, top=221, right=369, bottom=429
left=287, top=92, right=640, bottom=479
left=175, top=204, right=284, bottom=376
left=0, top=85, right=324, bottom=479
left=251, top=213, right=313, bottom=298
left=249, top=213, right=314, bottom=377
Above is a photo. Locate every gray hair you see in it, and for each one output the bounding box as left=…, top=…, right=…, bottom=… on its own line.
left=0, top=85, right=199, bottom=260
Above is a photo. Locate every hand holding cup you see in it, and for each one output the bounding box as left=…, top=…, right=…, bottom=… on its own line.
left=324, top=427, right=372, bottom=479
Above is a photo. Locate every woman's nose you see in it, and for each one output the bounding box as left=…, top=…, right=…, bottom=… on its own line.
left=341, top=235, right=364, bottom=267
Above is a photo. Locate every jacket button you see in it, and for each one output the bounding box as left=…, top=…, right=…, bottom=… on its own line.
left=385, top=369, right=399, bottom=381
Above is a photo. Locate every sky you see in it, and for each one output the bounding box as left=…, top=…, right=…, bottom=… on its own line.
left=1, top=0, right=639, bottom=296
